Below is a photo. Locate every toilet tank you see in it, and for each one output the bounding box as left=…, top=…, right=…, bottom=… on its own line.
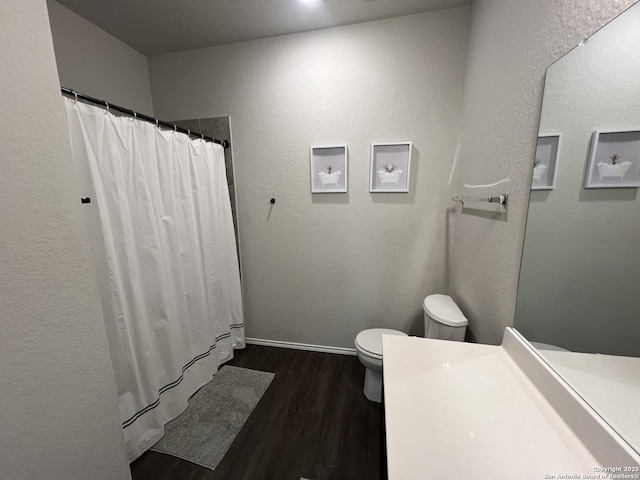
left=423, top=294, right=468, bottom=341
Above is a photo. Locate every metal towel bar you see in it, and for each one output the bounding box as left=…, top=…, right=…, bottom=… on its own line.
left=452, top=194, right=508, bottom=206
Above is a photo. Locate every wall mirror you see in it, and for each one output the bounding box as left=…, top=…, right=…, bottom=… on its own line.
left=514, top=2, right=640, bottom=455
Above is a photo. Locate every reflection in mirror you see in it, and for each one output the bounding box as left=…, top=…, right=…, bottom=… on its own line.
left=514, top=3, right=640, bottom=455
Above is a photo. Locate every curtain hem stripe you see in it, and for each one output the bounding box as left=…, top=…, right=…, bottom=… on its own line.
left=122, top=325, right=244, bottom=429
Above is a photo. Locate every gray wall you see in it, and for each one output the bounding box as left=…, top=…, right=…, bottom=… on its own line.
left=39, top=0, right=638, bottom=354
left=0, top=1, right=130, bottom=478
left=47, top=0, right=154, bottom=115
left=149, top=9, right=471, bottom=348
left=515, top=4, right=640, bottom=356
left=449, top=0, right=636, bottom=345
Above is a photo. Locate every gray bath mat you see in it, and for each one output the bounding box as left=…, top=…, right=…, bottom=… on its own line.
left=151, top=365, right=274, bottom=470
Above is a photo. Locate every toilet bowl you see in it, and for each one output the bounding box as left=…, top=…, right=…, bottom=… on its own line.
left=355, top=328, right=407, bottom=402
left=355, top=294, right=468, bottom=403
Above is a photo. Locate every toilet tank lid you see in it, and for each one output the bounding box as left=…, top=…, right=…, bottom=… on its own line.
left=355, top=328, right=407, bottom=357
left=423, top=294, right=468, bottom=327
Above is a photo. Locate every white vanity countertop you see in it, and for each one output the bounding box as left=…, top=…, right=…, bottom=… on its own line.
left=383, top=335, right=603, bottom=480
left=541, top=350, right=640, bottom=456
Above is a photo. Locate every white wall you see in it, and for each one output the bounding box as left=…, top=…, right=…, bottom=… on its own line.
left=0, top=1, right=131, bottom=479
left=47, top=0, right=154, bottom=115
left=449, top=0, right=636, bottom=344
left=149, top=9, right=471, bottom=348
left=515, top=3, right=640, bottom=357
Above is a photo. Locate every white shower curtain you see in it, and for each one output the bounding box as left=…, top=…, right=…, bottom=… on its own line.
left=64, top=98, right=244, bottom=461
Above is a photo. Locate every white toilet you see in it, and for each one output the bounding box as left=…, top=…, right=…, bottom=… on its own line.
left=355, top=294, right=468, bottom=403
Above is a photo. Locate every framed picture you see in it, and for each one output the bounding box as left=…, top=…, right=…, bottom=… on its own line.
left=532, top=134, right=561, bottom=190
left=370, top=142, right=412, bottom=193
left=310, top=145, right=347, bottom=193
left=585, top=130, right=640, bottom=188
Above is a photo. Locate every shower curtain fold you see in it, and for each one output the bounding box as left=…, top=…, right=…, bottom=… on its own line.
left=64, top=98, right=244, bottom=462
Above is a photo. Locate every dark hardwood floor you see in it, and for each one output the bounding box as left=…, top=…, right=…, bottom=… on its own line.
left=130, top=345, right=382, bottom=480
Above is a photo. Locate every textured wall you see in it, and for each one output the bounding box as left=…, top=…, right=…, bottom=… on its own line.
left=149, top=9, right=471, bottom=348
left=0, top=1, right=131, bottom=479
left=47, top=0, right=154, bottom=115
left=515, top=3, right=640, bottom=356
left=449, top=0, right=637, bottom=345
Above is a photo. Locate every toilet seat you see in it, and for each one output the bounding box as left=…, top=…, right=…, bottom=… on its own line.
left=355, top=328, right=407, bottom=359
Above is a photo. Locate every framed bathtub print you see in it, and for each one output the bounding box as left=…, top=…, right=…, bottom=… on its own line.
left=585, top=130, right=640, bottom=188
left=370, top=142, right=412, bottom=193
left=532, top=133, right=561, bottom=190
left=310, top=145, right=347, bottom=193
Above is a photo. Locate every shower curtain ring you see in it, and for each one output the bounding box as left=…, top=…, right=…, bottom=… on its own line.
left=174, top=125, right=177, bottom=132
left=105, top=102, right=109, bottom=113
left=201, top=133, right=204, bottom=140
left=156, top=119, right=159, bottom=129
left=187, top=129, right=191, bottom=137
left=73, top=91, right=78, bottom=104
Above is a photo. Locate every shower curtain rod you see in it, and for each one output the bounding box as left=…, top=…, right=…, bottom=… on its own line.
left=61, top=87, right=230, bottom=149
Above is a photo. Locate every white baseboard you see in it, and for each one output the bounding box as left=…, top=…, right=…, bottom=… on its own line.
left=245, top=337, right=357, bottom=356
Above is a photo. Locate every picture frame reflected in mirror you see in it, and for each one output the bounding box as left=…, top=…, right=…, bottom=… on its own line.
left=585, top=129, right=640, bottom=188
left=532, top=133, right=561, bottom=190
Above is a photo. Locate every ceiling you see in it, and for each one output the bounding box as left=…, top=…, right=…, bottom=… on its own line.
left=55, top=0, right=470, bottom=56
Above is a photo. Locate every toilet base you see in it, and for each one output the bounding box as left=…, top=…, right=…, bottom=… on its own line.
left=363, top=367, right=382, bottom=403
